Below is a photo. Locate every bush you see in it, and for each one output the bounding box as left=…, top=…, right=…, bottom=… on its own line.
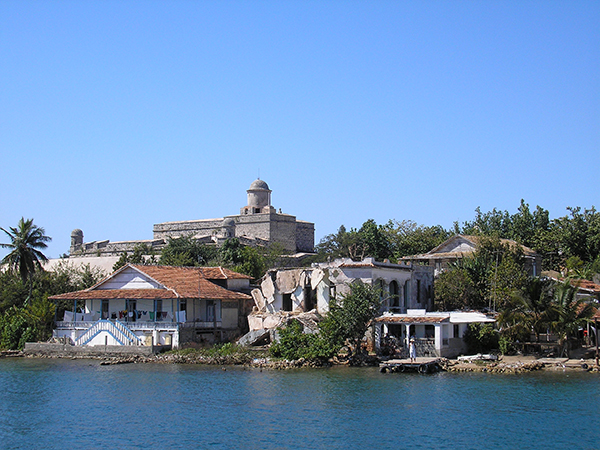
left=463, top=323, right=499, bottom=354
left=270, top=320, right=334, bottom=361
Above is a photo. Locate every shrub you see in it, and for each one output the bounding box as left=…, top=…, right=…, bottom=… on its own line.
left=463, top=323, right=499, bottom=354
left=270, top=320, right=334, bottom=361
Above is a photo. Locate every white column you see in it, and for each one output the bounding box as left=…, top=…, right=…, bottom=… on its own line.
left=435, top=325, right=442, bottom=356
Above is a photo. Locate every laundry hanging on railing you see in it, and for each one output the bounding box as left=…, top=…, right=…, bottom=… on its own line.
left=63, top=311, right=97, bottom=322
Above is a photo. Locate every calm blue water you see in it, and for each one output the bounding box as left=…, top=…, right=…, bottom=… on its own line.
left=0, top=358, right=598, bottom=450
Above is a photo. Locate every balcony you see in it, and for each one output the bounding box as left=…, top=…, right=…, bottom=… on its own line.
left=56, top=320, right=221, bottom=330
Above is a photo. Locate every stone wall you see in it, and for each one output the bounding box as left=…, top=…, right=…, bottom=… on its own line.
left=153, top=218, right=223, bottom=240
left=178, top=327, right=240, bottom=345
left=71, top=239, right=165, bottom=257
left=23, top=342, right=163, bottom=357
left=296, top=221, right=315, bottom=253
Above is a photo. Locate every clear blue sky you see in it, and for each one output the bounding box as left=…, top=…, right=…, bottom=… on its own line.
left=1, top=1, right=598, bottom=258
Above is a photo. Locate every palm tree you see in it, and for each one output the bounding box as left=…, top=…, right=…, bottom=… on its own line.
left=522, top=277, right=555, bottom=342
left=1, top=218, right=51, bottom=302
left=551, top=280, right=594, bottom=358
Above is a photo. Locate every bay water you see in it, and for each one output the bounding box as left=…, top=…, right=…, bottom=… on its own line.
left=0, top=358, right=598, bottom=449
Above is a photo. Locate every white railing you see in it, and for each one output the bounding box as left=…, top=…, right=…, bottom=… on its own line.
left=112, top=320, right=143, bottom=344
left=180, top=321, right=222, bottom=328
left=121, top=322, right=179, bottom=330
left=74, top=320, right=143, bottom=346
left=57, top=320, right=220, bottom=330
left=56, top=321, right=97, bottom=329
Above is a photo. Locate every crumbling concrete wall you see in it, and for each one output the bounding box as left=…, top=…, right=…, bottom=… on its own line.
left=254, top=268, right=330, bottom=315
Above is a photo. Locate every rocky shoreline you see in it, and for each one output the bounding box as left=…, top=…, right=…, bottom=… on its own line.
left=6, top=349, right=599, bottom=373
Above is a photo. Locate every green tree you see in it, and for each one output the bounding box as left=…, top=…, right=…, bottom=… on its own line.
left=315, top=225, right=361, bottom=260
left=269, top=319, right=333, bottom=361
left=315, top=220, right=394, bottom=262
left=565, top=256, right=593, bottom=280
left=231, top=246, right=267, bottom=280
left=112, top=252, right=131, bottom=271
left=498, top=277, right=555, bottom=347
left=1, top=218, right=51, bottom=303
left=270, top=282, right=381, bottom=363
left=463, top=323, right=499, bottom=354
left=554, top=207, right=600, bottom=265
left=434, top=268, right=477, bottom=310
left=160, top=236, right=218, bottom=267
left=219, top=238, right=245, bottom=265
left=357, top=219, right=392, bottom=261
left=434, top=235, right=529, bottom=311
left=551, top=280, right=594, bottom=357
left=112, top=243, right=157, bottom=271
left=319, top=281, right=382, bottom=360
left=382, top=219, right=450, bottom=259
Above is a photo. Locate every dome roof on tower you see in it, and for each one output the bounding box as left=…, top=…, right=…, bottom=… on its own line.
left=249, top=179, right=270, bottom=191
left=71, top=229, right=83, bottom=236
left=222, top=218, right=235, bottom=227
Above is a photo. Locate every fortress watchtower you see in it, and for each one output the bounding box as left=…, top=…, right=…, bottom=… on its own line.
left=241, top=179, right=275, bottom=215
left=70, top=229, right=83, bottom=253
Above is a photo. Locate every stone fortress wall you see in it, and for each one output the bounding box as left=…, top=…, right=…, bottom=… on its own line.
left=69, top=179, right=315, bottom=257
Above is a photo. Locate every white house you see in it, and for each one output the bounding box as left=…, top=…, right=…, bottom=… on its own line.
left=50, top=264, right=252, bottom=349
left=373, top=309, right=496, bottom=358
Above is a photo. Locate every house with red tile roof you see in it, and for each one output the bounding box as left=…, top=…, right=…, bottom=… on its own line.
left=50, top=264, right=252, bottom=348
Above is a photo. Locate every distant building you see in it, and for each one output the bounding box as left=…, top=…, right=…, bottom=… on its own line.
left=401, top=234, right=541, bottom=277
left=69, top=179, right=315, bottom=257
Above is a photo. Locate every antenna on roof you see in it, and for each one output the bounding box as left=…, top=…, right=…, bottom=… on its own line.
left=258, top=168, right=260, bottom=180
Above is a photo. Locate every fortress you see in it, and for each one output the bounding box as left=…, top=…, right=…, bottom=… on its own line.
left=69, top=179, right=315, bottom=257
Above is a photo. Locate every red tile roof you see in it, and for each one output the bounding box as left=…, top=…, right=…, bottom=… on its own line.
left=570, top=278, right=600, bottom=294
left=50, top=289, right=177, bottom=300
left=50, top=264, right=251, bottom=301
left=374, top=316, right=448, bottom=324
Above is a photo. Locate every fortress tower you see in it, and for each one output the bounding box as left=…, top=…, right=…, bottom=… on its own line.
left=71, top=179, right=315, bottom=257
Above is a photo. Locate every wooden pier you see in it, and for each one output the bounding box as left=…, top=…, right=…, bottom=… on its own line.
left=379, top=357, right=444, bottom=374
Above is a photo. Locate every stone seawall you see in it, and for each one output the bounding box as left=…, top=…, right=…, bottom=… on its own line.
left=23, top=343, right=167, bottom=357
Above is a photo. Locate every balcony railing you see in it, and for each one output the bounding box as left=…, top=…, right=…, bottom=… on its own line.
left=56, top=320, right=221, bottom=330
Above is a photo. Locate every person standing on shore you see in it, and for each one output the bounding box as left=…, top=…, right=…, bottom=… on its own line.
left=409, top=338, right=416, bottom=363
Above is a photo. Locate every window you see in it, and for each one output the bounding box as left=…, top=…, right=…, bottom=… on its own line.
left=425, top=325, right=434, bottom=338
left=155, top=299, right=163, bottom=321
left=282, top=293, right=292, bottom=312
left=454, top=324, right=460, bottom=338
left=206, top=300, right=215, bottom=322
left=376, top=279, right=385, bottom=303
left=417, top=280, right=421, bottom=303
left=389, top=281, right=399, bottom=309
left=304, top=287, right=315, bottom=311
left=128, top=300, right=136, bottom=322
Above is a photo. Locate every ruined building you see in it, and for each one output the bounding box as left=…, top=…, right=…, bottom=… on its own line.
left=69, top=179, right=315, bottom=257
